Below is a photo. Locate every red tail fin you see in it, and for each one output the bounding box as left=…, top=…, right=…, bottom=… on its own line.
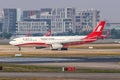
left=85, top=21, right=106, bottom=39
left=45, top=30, right=51, bottom=36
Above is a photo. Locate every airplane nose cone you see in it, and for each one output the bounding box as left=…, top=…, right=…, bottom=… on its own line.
left=9, top=41, right=14, bottom=45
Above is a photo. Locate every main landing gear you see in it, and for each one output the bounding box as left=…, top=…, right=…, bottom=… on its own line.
left=52, top=48, right=68, bottom=51
left=18, top=46, right=21, bottom=51
left=61, top=48, right=68, bottom=50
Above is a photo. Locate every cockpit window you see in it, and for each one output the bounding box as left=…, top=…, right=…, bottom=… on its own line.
left=12, top=40, right=16, bottom=41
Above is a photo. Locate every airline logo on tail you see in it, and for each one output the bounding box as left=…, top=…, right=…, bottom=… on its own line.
left=93, top=21, right=105, bottom=33
left=85, top=21, right=106, bottom=39
left=96, top=26, right=102, bottom=32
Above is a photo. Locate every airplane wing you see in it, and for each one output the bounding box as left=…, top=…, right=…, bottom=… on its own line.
left=59, top=38, right=97, bottom=45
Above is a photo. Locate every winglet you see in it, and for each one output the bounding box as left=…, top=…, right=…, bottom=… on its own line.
left=99, top=29, right=110, bottom=39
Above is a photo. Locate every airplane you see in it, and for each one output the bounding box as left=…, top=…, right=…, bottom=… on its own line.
left=10, top=29, right=51, bottom=50
left=36, top=29, right=51, bottom=49
left=9, top=21, right=108, bottom=50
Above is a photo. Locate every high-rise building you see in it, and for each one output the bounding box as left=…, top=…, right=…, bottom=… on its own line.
left=76, top=9, right=100, bottom=33
left=17, top=19, right=51, bottom=34
left=17, top=8, right=100, bottom=35
left=17, top=9, right=51, bottom=34
left=0, top=11, right=4, bottom=33
left=17, top=8, right=76, bottom=35
left=3, top=8, right=17, bottom=33
left=51, top=8, right=76, bottom=34
left=22, top=10, right=40, bottom=20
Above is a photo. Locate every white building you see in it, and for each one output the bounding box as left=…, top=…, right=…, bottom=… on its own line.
left=106, top=21, right=120, bottom=30
left=17, top=8, right=76, bottom=35
left=17, top=19, right=51, bottom=34
left=76, top=9, right=100, bottom=33
left=17, top=8, right=100, bottom=35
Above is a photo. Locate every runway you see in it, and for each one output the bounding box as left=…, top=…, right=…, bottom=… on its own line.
left=0, top=72, right=120, bottom=80
left=0, top=56, right=120, bottom=63
left=0, top=44, right=120, bottom=79
left=1, top=56, right=120, bottom=69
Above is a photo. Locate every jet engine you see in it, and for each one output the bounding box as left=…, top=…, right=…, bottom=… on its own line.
left=50, top=43, right=63, bottom=50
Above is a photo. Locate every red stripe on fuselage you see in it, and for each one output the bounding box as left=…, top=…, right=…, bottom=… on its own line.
left=15, top=42, right=50, bottom=47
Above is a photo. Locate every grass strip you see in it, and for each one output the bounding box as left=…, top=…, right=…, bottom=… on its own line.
left=1, top=63, right=120, bottom=73
left=0, top=78, right=80, bottom=80
left=1, top=53, right=120, bottom=58
left=0, top=63, right=61, bottom=72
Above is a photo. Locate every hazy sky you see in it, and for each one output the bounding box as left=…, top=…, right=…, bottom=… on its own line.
left=0, top=0, right=120, bottom=21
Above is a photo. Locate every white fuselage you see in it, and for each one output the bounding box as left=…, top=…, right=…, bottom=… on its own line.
left=9, top=36, right=87, bottom=46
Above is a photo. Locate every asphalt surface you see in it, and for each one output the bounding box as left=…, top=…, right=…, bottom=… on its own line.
left=0, top=42, right=119, bottom=79
left=1, top=56, right=120, bottom=63
left=0, top=72, right=120, bottom=80
left=1, top=57, right=120, bottom=69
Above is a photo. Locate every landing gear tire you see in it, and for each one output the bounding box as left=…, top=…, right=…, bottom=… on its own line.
left=61, top=48, right=68, bottom=50
left=18, top=46, right=21, bottom=51
left=51, top=48, right=68, bottom=51
left=51, top=49, right=58, bottom=50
